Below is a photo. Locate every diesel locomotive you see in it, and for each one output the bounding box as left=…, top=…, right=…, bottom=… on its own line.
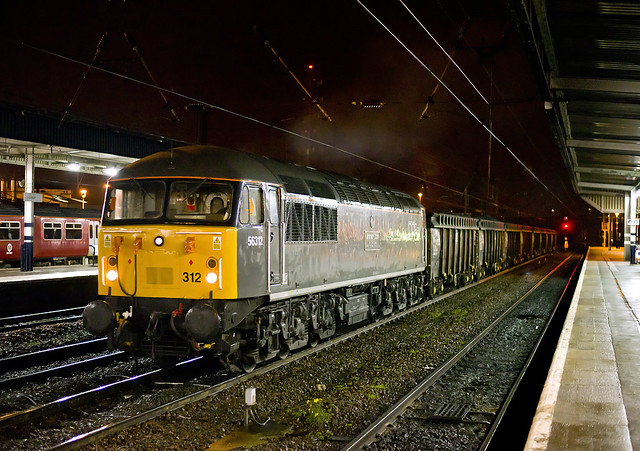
left=83, top=145, right=557, bottom=370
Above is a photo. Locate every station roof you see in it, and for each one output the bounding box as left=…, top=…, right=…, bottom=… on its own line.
left=513, top=0, right=640, bottom=213
left=0, top=137, right=136, bottom=176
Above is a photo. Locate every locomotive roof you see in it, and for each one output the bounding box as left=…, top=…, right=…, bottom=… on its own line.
left=114, top=145, right=422, bottom=212
left=114, top=146, right=283, bottom=184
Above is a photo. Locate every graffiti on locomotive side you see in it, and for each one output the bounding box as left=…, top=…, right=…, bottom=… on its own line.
left=387, top=220, right=421, bottom=242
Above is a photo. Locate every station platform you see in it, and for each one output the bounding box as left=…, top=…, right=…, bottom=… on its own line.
left=0, top=263, right=97, bottom=284
left=526, top=247, right=640, bottom=450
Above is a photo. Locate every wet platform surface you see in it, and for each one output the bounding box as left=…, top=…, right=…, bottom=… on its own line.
left=0, top=263, right=97, bottom=284
left=526, top=247, right=640, bottom=450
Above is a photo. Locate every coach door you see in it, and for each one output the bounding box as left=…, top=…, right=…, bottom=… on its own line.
left=266, top=186, right=283, bottom=287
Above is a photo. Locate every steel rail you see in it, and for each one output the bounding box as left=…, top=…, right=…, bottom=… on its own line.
left=0, top=351, right=125, bottom=389
left=342, top=254, right=575, bottom=450
left=0, top=307, right=84, bottom=332
left=0, top=356, right=202, bottom=430
left=0, top=338, right=108, bottom=374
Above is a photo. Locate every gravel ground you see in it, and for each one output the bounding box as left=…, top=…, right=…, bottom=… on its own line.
left=368, top=257, right=575, bottom=450
left=0, top=254, right=568, bottom=450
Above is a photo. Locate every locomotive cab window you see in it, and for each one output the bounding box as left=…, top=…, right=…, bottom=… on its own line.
left=65, top=223, right=83, bottom=240
left=104, top=180, right=166, bottom=221
left=0, top=222, right=20, bottom=240
left=240, top=186, right=264, bottom=225
left=267, top=188, right=279, bottom=224
left=167, top=180, right=234, bottom=223
left=43, top=222, right=62, bottom=240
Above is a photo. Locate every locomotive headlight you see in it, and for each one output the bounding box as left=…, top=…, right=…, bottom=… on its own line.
left=205, top=258, right=218, bottom=285
left=154, top=236, right=164, bottom=247
left=206, top=272, right=218, bottom=284
left=106, top=269, right=118, bottom=282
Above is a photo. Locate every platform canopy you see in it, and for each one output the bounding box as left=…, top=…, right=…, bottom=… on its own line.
left=510, top=0, right=640, bottom=213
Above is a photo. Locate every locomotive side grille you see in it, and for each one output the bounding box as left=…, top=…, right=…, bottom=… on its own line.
left=372, top=189, right=394, bottom=208
left=279, top=175, right=310, bottom=195
left=146, top=267, right=173, bottom=284
left=314, top=206, right=338, bottom=241
left=305, top=180, right=336, bottom=200
left=286, top=203, right=312, bottom=241
left=326, top=177, right=411, bottom=211
left=286, top=201, right=337, bottom=242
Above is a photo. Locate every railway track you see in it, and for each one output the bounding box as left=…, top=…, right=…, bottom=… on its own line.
left=0, top=338, right=108, bottom=375
left=0, top=352, right=125, bottom=390
left=0, top=357, right=205, bottom=432
left=0, top=254, right=570, bottom=450
left=343, top=253, right=583, bottom=450
left=0, top=307, right=84, bottom=333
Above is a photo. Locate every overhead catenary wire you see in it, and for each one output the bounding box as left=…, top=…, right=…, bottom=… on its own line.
left=253, top=26, right=332, bottom=122
left=20, top=40, right=543, bottom=215
left=398, top=0, right=488, bottom=105
left=435, top=0, right=566, bottom=192
left=356, top=0, right=573, bottom=215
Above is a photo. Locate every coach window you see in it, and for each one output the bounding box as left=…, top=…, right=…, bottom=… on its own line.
left=65, top=223, right=83, bottom=240
left=44, top=222, right=62, bottom=240
left=0, top=222, right=20, bottom=240
left=240, top=185, right=264, bottom=225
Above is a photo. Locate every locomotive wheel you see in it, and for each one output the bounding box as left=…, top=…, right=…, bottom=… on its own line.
left=278, top=345, right=290, bottom=360
left=240, top=354, right=257, bottom=373
left=309, top=332, right=319, bottom=348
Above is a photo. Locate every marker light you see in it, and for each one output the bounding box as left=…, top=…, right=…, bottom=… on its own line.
left=133, top=237, right=142, bottom=254
left=206, top=272, right=218, bottom=284
left=112, top=236, right=124, bottom=255
left=154, top=236, right=164, bottom=247
left=106, top=269, right=118, bottom=282
left=184, top=236, right=195, bottom=253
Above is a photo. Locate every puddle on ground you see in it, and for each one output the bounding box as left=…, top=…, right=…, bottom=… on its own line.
left=208, top=422, right=293, bottom=450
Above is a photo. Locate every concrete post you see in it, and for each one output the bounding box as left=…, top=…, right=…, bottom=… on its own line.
left=21, top=147, right=35, bottom=271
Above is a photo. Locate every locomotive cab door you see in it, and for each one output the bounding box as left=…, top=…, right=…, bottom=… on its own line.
left=266, top=186, right=283, bottom=286
left=238, top=184, right=269, bottom=297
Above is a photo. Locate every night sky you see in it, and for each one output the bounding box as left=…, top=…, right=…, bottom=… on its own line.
left=0, top=0, right=590, bottom=227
